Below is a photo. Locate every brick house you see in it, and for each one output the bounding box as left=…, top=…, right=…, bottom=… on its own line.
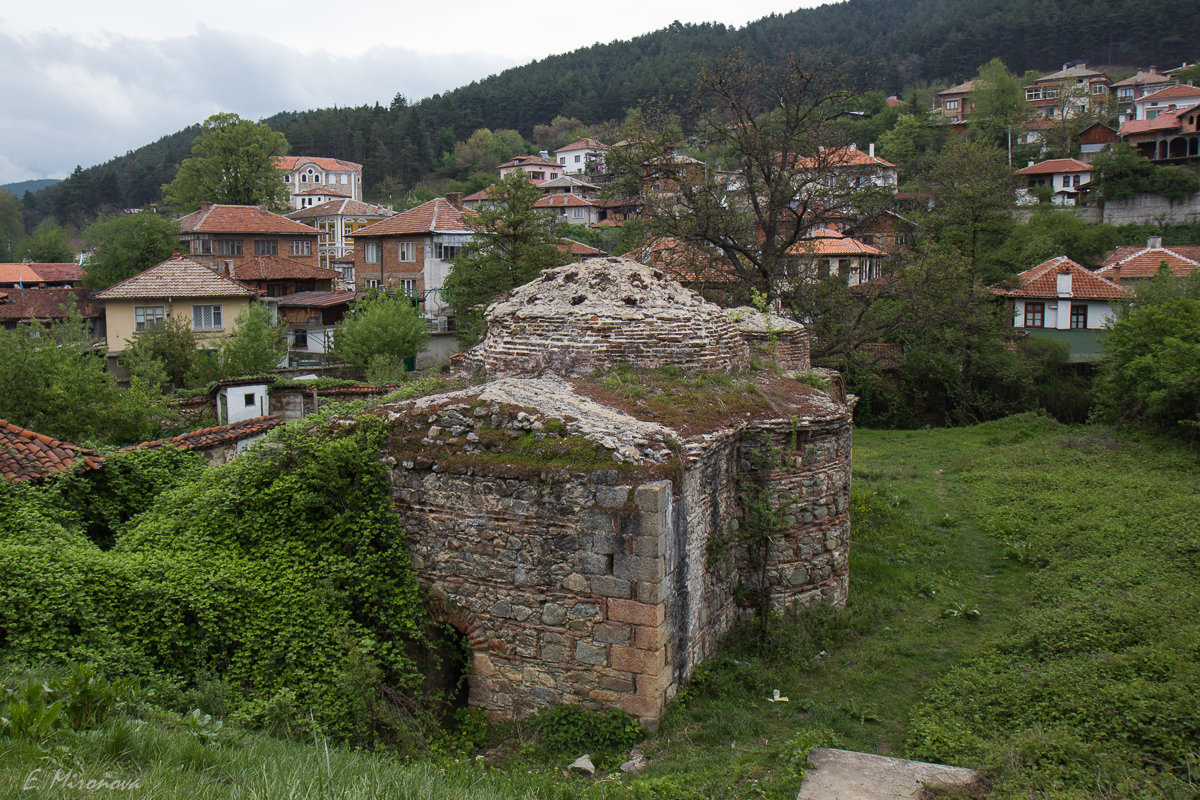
left=936, top=80, right=975, bottom=122
left=350, top=196, right=476, bottom=325
left=177, top=204, right=321, bottom=275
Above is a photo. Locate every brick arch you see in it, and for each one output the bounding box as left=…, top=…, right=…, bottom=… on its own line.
left=427, top=601, right=493, bottom=713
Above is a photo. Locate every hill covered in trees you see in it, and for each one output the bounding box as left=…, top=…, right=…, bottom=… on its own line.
left=20, top=0, right=1200, bottom=225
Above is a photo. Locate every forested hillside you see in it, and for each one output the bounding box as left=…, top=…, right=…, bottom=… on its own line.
left=19, top=0, right=1200, bottom=224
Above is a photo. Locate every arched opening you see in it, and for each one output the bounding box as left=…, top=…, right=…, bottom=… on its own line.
left=414, top=601, right=486, bottom=716
left=1190, top=136, right=1199, bottom=157
left=1168, top=137, right=1188, bottom=159
left=1158, top=140, right=1169, bottom=160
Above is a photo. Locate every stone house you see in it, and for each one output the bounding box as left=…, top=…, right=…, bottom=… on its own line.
left=94, top=254, right=259, bottom=354
left=177, top=203, right=321, bottom=274
left=369, top=257, right=851, bottom=728
left=276, top=156, right=363, bottom=209
left=350, top=196, right=475, bottom=325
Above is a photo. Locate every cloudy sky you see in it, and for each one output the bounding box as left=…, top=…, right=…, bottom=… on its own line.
left=0, top=0, right=826, bottom=185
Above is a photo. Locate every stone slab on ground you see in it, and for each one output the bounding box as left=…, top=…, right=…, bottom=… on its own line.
left=797, top=748, right=986, bottom=800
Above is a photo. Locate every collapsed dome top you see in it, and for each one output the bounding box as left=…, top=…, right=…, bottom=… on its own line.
left=468, top=257, right=750, bottom=378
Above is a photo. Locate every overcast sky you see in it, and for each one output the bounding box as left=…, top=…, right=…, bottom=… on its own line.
left=0, top=0, right=827, bottom=186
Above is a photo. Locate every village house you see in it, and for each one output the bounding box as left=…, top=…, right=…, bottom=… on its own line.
left=533, top=193, right=602, bottom=225
left=497, top=155, right=561, bottom=181
left=1096, top=237, right=1200, bottom=286
left=1077, top=122, right=1118, bottom=161
left=228, top=255, right=340, bottom=298
left=554, top=137, right=610, bottom=174
left=93, top=254, right=259, bottom=355
left=0, top=286, right=103, bottom=339
left=1015, top=158, right=1093, bottom=205
left=177, top=204, right=321, bottom=275
left=350, top=195, right=475, bottom=328
left=936, top=80, right=975, bottom=122
left=0, top=262, right=83, bottom=288
left=1024, top=63, right=1112, bottom=119
left=276, top=156, right=363, bottom=209
left=1131, top=83, right=1200, bottom=121
left=990, top=255, right=1129, bottom=362
left=786, top=227, right=889, bottom=286
left=287, top=198, right=396, bottom=280
left=1113, top=67, right=1172, bottom=122
left=273, top=290, right=359, bottom=367
left=1118, top=105, right=1200, bottom=162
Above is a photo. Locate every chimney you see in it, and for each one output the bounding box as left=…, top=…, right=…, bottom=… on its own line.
left=1113, top=264, right=1121, bottom=283
left=1150, top=65, right=1157, bottom=74
left=171, top=249, right=181, bottom=258
left=1148, top=235, right=1163, bottom=249
left=848, top=142, right=857, bottom=150
left=1063, top=62, right=1069, bottom=71
left=446, top=192, right=463, bottom=210
left=1057, top=269, right=1072, bottom=297
left=199, top=201, right=213, bottom=212
left=1028, top=159, right=1036, bottom=167
left=869, top=142, right=876, bottom=157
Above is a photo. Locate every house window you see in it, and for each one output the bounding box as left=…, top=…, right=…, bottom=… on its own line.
left=219, top=239, right=242, bottom=256
left=1026, top=88, right=1042, bottom=101
left=255, top=240, right=278, bottom=256
left=1024, top=302, right=1045, bottom=328
left=945, top=99, right=959, bottom=110
left=364, top=242, right=381, bottom=263
left=290, top=240, right=312, bottom=256
left=1073, top=175, right=1082, bottom=187
left=267, top=284, right=287, bottom=297
left=192, top=304, right=223, bottom=331
left=572, top=207, right=585, bottom=218
left=293, top=329, right=308, bottom=349
left=559, top=157, right=566, bottom=164
left=339, top=266, right=354, bottom=284
left=244, top=392, right=256, bottom=407
left=574, top=155, right=581, bottom=163
left=192, top=238, right=213, bottom=255
left=366, top=278, right=380, bottom=289
left=398, top=242, right=415, bottom=262
left=134, top=305, right=165, bottom=332
left=399, top=278, right=417, bottom=297
left=433, top=243, right=462, bottom=260
left=1070, top=304, right=1088, bottom=329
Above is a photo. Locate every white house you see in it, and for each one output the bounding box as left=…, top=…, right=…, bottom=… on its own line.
left=1015, top=158, right=1093, bottom=205
left=1132, top=83, right=1200, bottom=121
left=497, top=155, right=561, bottom=181
left=275, top=157, right=363, bottom=209
left=532, top=193, right=602, bottom=225
left=555, top=138, right=610, bottom=175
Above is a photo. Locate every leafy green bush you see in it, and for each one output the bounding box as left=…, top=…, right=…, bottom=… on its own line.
left=529, top=703, right=644, bottom=761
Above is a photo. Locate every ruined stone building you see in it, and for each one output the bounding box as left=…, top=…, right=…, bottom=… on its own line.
left=374, top=257, right=853, bottom=728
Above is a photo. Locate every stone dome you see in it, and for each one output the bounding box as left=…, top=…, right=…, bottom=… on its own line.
left=466, top=257, right=750, bottom=378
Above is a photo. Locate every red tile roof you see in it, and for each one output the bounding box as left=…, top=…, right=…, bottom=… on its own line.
left=788, top=228, right=887, bottom=257
left=274, top=290, right=360, bottom=308
left=499, top=155, right=560, bottom=169
left=0, top=264, right=46, bottom=285
left=286, top=199, right=394, bottom=219
left=991, top=256, right=1129, bottom=300
left=1016, top=158, right=1092, bottom=175
left=1118, top=107, right=1188, bottom=136
left=1100, top=244, right=1200, bottom=269
left=555, top=138, right=609, bottom=153
left=294, top=187, right=349, bottom=197
left=885, top=96, right=907, bottom=107
left=275, top=156, right=362, bottom=172
left=556, top=239, right=605, bottom=256
left=129, top=415, right=282, bottom=453
left=789, top=146, right=897, bottom=171
left=533, top=194, right=598, bottom=208
left=0, top=418, right=103, bottom=482
left=95, top=255, right=259, bottom=300
left=352, top=198, right=476, bottom=237
left=0, top=287, right=99, bottom=321
left=177, top=204, right=319, bottom=235
left=233, top=256, right=339, bottom=282
left=0, top=263, right=83, bottom=285
left=1138, top=84, right=1200, bottom=103
left=1096, top=246, right=1200, bottom=280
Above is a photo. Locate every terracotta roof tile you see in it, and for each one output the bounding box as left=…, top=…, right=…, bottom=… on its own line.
left=1118, top=107, right=1188, bottom=136
left=1016, top=158, right=1092, bottom=175
left=533, top=194, right=597, bottom=208
left=556, top=239, right=604, bottom=256
left=0, top=418, right=103, bottom=482
left=499, top=155, right=560, bottom=169
left=95, top=255, right=259, bottom=300
left=1112, top=70, right=1172, bottom=87
left=1100, top=244, right=1200, bottom=269
left=129, top=415, right=282, bottom=453
left=0, top=263, right=83, bottom=285
left=0, top=287, right=99, bottom=321
left=233, top=256, right=339, bottom=282
left=991, top=256, right=1130, bottom=299
left=555, top=138, right=610, bottom=153
left=1138, top=84, right=1200, bottom=103
left=633, top=237, right=737, bottom=283
left=352, top=198, right=476, bottom=238
left=1096, top=246, right=1200, bottom=280
left=0, top=264, right=46, bottom=285
left=938, top=80, right=974, bottom=96
left=788, top=228, right=887, bottom=257
left=177, top=204, right=319, bottom=235
left=294, top=187, right=349, bottom=197
left=275, top=156, right=362, bottom=172
left=286, top=199, right=394, bottom=219
left=274, top=290, right=360, bottom=308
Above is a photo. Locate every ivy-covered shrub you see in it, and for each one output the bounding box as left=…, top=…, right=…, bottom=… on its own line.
left=0, top=417, right=428, bottom=743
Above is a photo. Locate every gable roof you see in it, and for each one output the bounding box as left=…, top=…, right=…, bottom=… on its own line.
left=557, top=239, right=605, bottom=257
left=991, top=256, right=1129, bottom=300
left=286, top=199, right=394, bottom=220
left=177, top=204, right=319, bottom=236
left=0, top=263, right=83, bottom=285
left=1016, top=158, right=1092, bottom=175
left=232, top=256, right=339, bottom=282
left=94, top=255, right=259, bottom=300
left=129, top=415, right=282, bottom=454
left=1138, top=84, right=1200, bottom=103
left=1096, top=245, right=1200, bottom=280
left=533, top=194, right=598, bottom=209
left=275, top=156, right=362, bottom=172
left=1027, top=65, right=1108, bottom=85
left=790, top=146, right=897, bottom=171
left=0, top=287, right=99, bottom=322
left=787, top=228, right=887, bottom=257
left=540, top=175, right=599, bottom=191
left=1112, top=69, right=1172, bottom=88
left=499, top=155, right=560, bottom=169
left=555, top=137, right=610, bottom=153
left=1100, top=243, right=1200, bottom=270
left=1118, top=107, right=1188, bottom=136
left=0, top=418, right=103, bottom=482
left=352, top=198, right=476, bottom=237
left=938, top=80, right=974, bottom=96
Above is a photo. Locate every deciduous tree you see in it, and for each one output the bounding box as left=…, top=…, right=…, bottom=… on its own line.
left=82, top=211, right=180, bottom=289
left=162, top=113, right=290, bottom=212
left=333, top=292, right=429, bottom=375
left=14, top=224, right=74, bottom=263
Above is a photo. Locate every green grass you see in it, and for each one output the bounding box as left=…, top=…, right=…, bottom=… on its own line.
left=4, top=414, right=1198, bottom=798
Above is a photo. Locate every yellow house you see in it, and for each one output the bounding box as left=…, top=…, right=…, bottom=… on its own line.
left=95, top=254, right=259, bottom=354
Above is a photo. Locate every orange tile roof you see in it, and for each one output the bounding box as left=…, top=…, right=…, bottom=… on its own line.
left=1138, top=84, right=1200, bottom=103
left=177, top=204, right=319, bottom=235
left=0, top=418, right=103, bottom=482
left=0, top=287, right=99, bottom=321
left=1118, top=107, right=1188, bottom=136
left=555, top=137, right=610, bottom=153
left=1016, top=158, right=1092, bottom=175
left=1096, top=246, right=1200, bottom=280
left=352, top=198, right=476, bottom=238
left=275, top=156, right=362, bottom=172
left=286, top=199, right=394, bottom=219
left=991, top=256, right=1129, bottom=300
left=294, top=187, right=349, bottom=197
left=1100, top=244, right=1200, bottom=269
left=788, top=146, right=897, bottom=171
left=633, top=237, right=737, bottom=283
left=0, top=264, right=46, bottom=285
left=233, top=256, right=339, bottom=282
left=787, top=228, right=887, bottom=257
left=500, top=155, right=560, bottom=169
left=556, top=238, right=605, bottom=256
left=533, top=194, right=597, bottom=208
left=129, top=415, right=282, bottom=453
left=885, top=96, right=907, bottom=107
left=95, top=255, right=259, bottom=300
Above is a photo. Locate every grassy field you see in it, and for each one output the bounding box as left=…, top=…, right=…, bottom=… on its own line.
left=3, top=415, right=1198, bottom=799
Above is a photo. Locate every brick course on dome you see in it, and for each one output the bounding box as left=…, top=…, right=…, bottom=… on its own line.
left=466, top=257, right=751, bottom=378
